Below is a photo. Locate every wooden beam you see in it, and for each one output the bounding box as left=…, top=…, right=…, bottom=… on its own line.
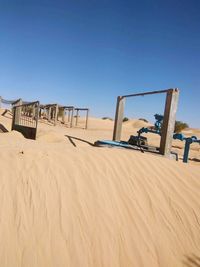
left=122, top=89, right=169, bottom=98
left=75, top=109, right=79, bottom=126
left=113, top=96, right=125, bottom=141
left=54, top=104, right=58, bottom=126
left=160, top=88, right=179, bottom=156
left=32, top=105, right=35, bottom=119
left=48, top=107, right=51, bottom=121
left=85, top=109, right=89, bottom=129
left=68, top=109, right=71, bottom=122
left=70, top=108, right=74, bottom=128
left=62, top=109, right=65, bottom=124
left=14, top=99, right=22, bottom=125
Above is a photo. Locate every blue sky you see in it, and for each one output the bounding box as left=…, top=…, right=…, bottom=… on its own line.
left=0, top=0, right=199, bottom=127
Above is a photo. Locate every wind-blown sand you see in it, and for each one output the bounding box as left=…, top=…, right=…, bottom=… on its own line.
left=0, top=110, right=200, bottom=267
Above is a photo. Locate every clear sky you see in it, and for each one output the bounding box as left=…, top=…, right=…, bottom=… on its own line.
left=0, top=0, right=199, bottom=127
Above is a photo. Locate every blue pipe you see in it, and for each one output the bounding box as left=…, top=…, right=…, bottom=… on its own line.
left=183, top=136, right=200, bottom=163
left=138, top=117, right=200, bottom=163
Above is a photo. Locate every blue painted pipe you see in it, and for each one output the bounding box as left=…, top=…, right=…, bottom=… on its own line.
left=183, top=136, right=200, bottom=163
left=137, top=115, right=200, bottom=163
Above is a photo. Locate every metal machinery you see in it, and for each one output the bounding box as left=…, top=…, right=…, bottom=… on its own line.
left=135, top=114, right=200, bottom=163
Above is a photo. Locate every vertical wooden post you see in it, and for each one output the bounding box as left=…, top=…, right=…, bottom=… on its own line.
left=68, top=109, right=71, bottom=122
left=113, top=96, right=125, bottom=141
left=0, top=96, right=2, bottom=109
left=75, top=109, right=79, bottom=126
left=48, top=107, right=51, bottom=121
left=62, top=108, right=65, bottom=124
left=52, top=108, right=54, bottom=120
left=39, top=107, right=42, bottom=118
left=32, top=105, right=35, bottom=119
left=15, top=99, right=22, bottom=124
left=160, top=88, right=179, bottom=157
left=70, top=108, right=74, bottom=128
left=54, top=104, right=58, bottom=126
left=35, top=102, right=40, bottom=134
left=85, top=109, right=89, bottom=129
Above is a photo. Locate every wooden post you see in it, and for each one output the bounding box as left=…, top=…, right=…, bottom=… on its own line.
left=160, top=88, right=179, bottom=157
left=35, top=102, right=40, bottom=133
left=85, top=109, right=89, bottom=129
left=54, top=104, right=58, bottom=126
left=39, top=107, right=42, bottom=118
left=68, top=109, right=71, bottom=122
left=15, top=99, right=22, bottom=124
left=62, top=108, right=65, bottom=124
left=113, top=96, right=125, bottom=141
left=70, top=108, right=74, bottom=128
left=75, top=109, right=79, bottom=126
left=0, top=96, right=2, bottom=109
left=51, top=108, right=54, bottom=120
left=32, top=105, right=35, bottom=119
left=48, top=107, right=51, bottom=121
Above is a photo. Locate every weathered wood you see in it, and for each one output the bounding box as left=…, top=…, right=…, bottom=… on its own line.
left=160, top=88, right=179, bottom=156
left=12, top=101, right=40, bottom=140
left=15, top=99, right=22, bottom=124
left=75, top=109, right=79, bottom=126
left=68, top=109, right=71, bottom=122
left=85, top=109, right=89, bottom=129
left=39, top=107, right=42, bottom=118
left=122, top=89, right=169, bottom=98
left=70, top=108, right=74, bottom=128
left=48, top=107, right=51, bottom=121
left=54, top=104, right=59, bottom=126
left=32, top=105, right=35, bottom=119
left=113, top=96, right=125, bottom=141
left=62, top=109, right=65, bottom=124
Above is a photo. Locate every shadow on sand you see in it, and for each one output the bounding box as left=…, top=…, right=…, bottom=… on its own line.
left=183, top=254, right=200, bottom=267
left=189, top=158, right=200, bottom=163
left=65, top=135, right=95, bottom=147
left=0, top=124, right=9, bottom=133
left=1, top=109, right=12, bottom=119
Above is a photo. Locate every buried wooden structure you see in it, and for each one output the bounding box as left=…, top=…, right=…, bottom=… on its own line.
left=12, top=101, right=40, bottom=140
left=40, top=104, right=89, bottom=129
left=60, top=106, right=74, bottom=127
left=40, top=104, right=75, bottom=127
left=1, top=95, right=90, bottom=133
left=41, top=104, right=59, bottom=126
left=113, top=88, right=180, bottom=157
left=0, top=96, right=22, bottom=109
left=74, top=108, right=89, bottom=129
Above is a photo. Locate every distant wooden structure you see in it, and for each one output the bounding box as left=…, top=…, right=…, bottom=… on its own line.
left=1, top=95, right=90, bottom=130
left=74, top=108, right=89, bottom=129
left=40, top=104, right=59, bottom=126
left=0, top=97, right=22, bottom=110
left=60, top=106, right=74, bottom=127
left=12, top=101, right=40, bottom=139
left=113, top=88, right=179, bottom=157
left=39, top=104, right=89, bottom=129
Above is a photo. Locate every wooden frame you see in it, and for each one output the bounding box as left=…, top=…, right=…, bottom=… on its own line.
left=42, top=104, right=59, bottom=126
left=74, top=108, right=89, bottom=129
left=12, top=101, right=40, bottom=140
left=113, top=88, right=180, bottom=157
left=61, top=106, right=74, bottom=128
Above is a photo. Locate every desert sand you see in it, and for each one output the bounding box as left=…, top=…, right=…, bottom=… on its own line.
left=0, top=109, right=200, bottom=267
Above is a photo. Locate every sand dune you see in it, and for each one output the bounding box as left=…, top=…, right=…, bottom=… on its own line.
left=123, top=118, right=152, bottom=129
left=0, top=111, right=200, bottom=267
